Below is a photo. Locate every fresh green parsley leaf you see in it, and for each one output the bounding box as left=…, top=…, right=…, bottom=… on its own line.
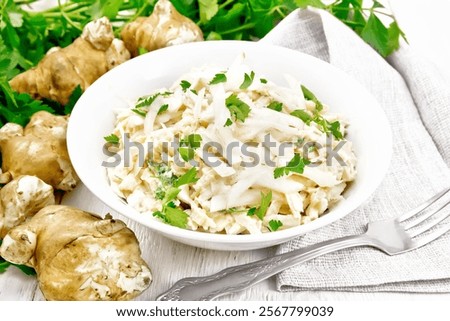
left=104, top=133, right=119, bottom=144
left=225, top=94, right=251, bottom=124
left=294, top=0, right=326, bottom=9
left=329, top=121, right=343, bottom=140
left=294, top=86, right=344, bottom=140
left=179, top=147, right=195, bottom=162
left=247, top=207, right=256, bottom=216
left=180, top=134, right=202, bottom=149
left=153, top=210, right=167, bottom=222
left=291, top=109, right=312, bottom=125
left=14, top=264, right=36, bottom=276
left=255, top=191, right=272, bottom=220
left=179, top=134, right=202, bottom=161
left=267, top=101, right=283, bottom=112
left=199, top=0, right=219, bottom=24
left=274, top=154, right=311, bottom=179
left=268, top=219, right=283, bottom=232
left=136, top=92, right=171, bottom=108
left=209, top=73, right=227, bottom=85
left=239, top=71, right=255, bottom=89
left=190, top=89, right=198, bottom=95
left=163, top=206, right=188, bottom=228
left=260, top=78, right=268, bottom=84
left=361, top=13, right=390, bottom=57
left=132, top=108, right=146, bottom=117
left=136, top=93, right=160, bottom=108
left=0, top=260, right=10, bottom=273
left=138, top=47, right=148, bottom=55
left=162, top=187, right=181, bottom=204
left=301, top=85, right=323, bottom=112
left=224, top=118, right=233, bottom=127
left=157, top=104, right=169, bottom=115
left=174, top=167, right=199, bottom=187
left=180, top=80, right=191, bottom=92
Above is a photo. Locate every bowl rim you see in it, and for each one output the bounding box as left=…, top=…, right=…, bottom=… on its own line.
left=67, top=40, right=392, bottom=246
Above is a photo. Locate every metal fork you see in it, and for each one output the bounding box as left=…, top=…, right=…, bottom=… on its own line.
left=157, top=187, right=450, bottom=301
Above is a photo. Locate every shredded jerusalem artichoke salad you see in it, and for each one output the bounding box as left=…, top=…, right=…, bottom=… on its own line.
left=105, top=55, right=357, bottom=234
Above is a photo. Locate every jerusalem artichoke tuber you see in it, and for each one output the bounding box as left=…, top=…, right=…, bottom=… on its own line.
left=0, top=175, right=55, bottom=238
left=9, top=17, right=130, bottom=105
left=121, top=0, right=203, bottom=57
left=0, top=205, right=152, bottom=301
left=0, top=111, right=78, bottom=191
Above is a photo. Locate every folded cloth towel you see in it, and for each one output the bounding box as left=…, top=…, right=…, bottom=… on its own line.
left=261, top=8, right=450, bottom=293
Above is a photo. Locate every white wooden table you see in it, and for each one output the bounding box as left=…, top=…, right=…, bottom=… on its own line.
left=1, top=0, right=450, bottom=301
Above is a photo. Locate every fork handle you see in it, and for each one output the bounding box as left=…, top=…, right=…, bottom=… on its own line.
left=156, top=234, right=373, bottom=301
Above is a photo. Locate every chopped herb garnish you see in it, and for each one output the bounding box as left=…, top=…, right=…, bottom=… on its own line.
left=180, top=80, right=191, bottom=92
left=247, top=191, right=272, bottom=220
left=180, top=134, right=202, bottom=149
left=190, top=89, right=198, bottom=95
left=239, top=71, right=255, bottom=89
left=290, top=109, right=312, bottom=125
left=162, top=187, right=181, bottom=204
left=174, top=167, right=199, bottom=187
left=224, top=118, right=233, bottom=127
left=155, top=186, right=165, bottom=200
left=329, top=121, right=343, bottom=140
left=268, top=220, right=283, bottom=232
left=135, top=91, right=172, bottom=108
left=147, top=161, right=177, bottom=186
left=163, top=207, right=188, bottom=228
left=274, top=154, right=311, bottom=179
left=247, top=207, right=256, bottom=216
left=291, top=107, right=343, bottom=140
left=157, top=104, right=169, bottom=115
left=179, top=134, right=202, bottom=161
left=267, top=101, right=283, bottom=112
left=260, top=78, right=268, bottom=84
left=132, top=108, right=147, bottom=117
left=179, top=147, right=195, bottom=162
left=104, top=133, right=119, bottom=144
left=209, top=73, right=227, bottom=85
left=152, top=206, right=188, bottom=229
left=301, top=84, right=323, bottom=112
left=225, top=94, right=251, bottom=124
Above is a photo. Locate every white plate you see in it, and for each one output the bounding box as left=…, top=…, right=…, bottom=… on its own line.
left=67, top=41, right=392, bottom=250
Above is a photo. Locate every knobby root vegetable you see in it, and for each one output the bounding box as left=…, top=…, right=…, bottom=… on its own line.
left=0, top=175, right=55, bottom=238
left=121, top=0, right=203, bottom=57
left=0, top=111, right=78, bottom=191
left=0, top=205, right=152, bottom=301
left=9, top=17, right=130, bottom=105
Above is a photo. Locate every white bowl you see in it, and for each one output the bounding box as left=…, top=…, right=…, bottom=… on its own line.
left=67, top=41, right=392, bottom=251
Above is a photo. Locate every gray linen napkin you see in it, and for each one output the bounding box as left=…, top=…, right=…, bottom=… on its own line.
left=261, top=9, right=450, bottom=292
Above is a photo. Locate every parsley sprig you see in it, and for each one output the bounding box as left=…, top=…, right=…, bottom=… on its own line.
left=291, top=85, right=344, bottom=140
left=274, top=154, right=311, bottom=179
left=178, top=134, right=202, bottom=162
left=247, top=191, right=272, bottom=220
left=297, top=0, right=406, bottom=57
left=224, top=94, right=251, bottom=125
left=148, top=161, right=198, bottom=229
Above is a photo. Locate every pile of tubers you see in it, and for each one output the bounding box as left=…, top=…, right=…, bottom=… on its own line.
left=1, top=0, right=204, bottom=301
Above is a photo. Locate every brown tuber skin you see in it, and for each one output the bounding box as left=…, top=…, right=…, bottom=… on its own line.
left=0, top=175, right=55, bottom=238
left=0, top=205, right=152, bottom=301
left=0, top=111, right=78, bottom=191
left=121, top=0, right=203, bottom=57
left=9, top=17, right=130, bottom=105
